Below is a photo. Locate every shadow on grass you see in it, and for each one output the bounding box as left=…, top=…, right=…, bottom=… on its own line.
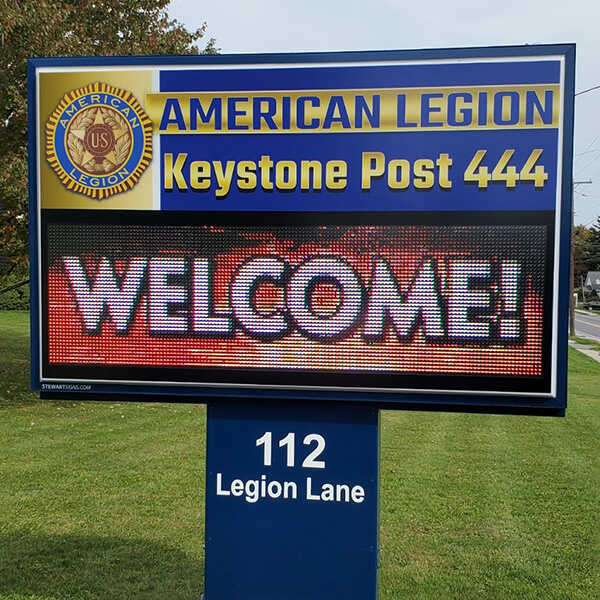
left=0, top=532, right=204, bottom=599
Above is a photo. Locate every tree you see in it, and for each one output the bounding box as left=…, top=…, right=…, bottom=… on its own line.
left=572, top=224, right=592, bottom=288
left=579, top=218, right=600, bottom=274
left=0, top=0, right=217, bottom=289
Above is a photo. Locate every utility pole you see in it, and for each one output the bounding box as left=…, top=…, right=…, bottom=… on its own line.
left=571, top=180, right=592, bottom=336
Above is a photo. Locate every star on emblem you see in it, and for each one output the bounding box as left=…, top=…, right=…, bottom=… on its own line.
left=70, top=108, right=129, bottom=168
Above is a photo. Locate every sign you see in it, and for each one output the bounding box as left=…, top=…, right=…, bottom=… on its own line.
left=29, top=45, right=575, bottom=413
left=205, top=401, right=379, bottom=600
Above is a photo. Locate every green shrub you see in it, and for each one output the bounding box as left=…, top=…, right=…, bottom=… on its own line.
left=0, top=277, right=30, bottom=310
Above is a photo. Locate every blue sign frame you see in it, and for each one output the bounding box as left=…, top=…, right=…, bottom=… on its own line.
left=29, top=45, right=575, bottom=415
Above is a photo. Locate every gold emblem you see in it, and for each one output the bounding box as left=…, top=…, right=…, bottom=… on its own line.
left=46, top=82, right=152, bottom=200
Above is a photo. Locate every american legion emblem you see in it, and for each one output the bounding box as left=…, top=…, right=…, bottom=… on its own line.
left=46, top=82, right=152, bottom=200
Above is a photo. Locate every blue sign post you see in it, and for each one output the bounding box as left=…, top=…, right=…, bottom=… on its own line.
left=205, top=401, right=380, bottom=600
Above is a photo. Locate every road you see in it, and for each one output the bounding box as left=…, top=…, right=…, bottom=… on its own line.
left=574, top=309, right=600, bottom=341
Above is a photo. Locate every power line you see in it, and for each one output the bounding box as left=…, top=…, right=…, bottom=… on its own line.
left=576, top=84, right=600, bottom=97
left=576, top=194, right=600, bottom=199
left=575, top=152, right=600, bottom=176
left=574, top=132, right=600, bottom=165
left=574, top=148, right=600, bottom=158
left=576, top=199, right=600, bottom=214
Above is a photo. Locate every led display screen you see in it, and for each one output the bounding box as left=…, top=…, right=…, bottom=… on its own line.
left=42, top=212, right=551, bottom=392
left=29, top=46, right=575, bottom=413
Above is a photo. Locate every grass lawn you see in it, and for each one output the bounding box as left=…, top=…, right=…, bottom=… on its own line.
left=1, top=310, right=598, bottom=599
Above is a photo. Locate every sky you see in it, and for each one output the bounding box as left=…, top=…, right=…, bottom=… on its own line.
left=170, top=0, right=600, bottom=226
